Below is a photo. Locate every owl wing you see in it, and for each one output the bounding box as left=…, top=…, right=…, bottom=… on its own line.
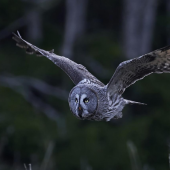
left=12, top=32, right=104, bottom=86
left=107, top=45, right=170, bottom=96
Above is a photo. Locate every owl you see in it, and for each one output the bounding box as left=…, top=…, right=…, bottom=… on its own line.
left=13, top=31, right=170, bottom=121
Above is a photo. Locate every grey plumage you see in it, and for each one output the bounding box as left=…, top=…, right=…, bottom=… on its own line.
left=107, top=46, right=170, bottom=96
left=12, top=31, right=170, bottom=121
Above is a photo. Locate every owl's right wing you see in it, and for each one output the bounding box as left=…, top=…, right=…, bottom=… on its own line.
left=107, top=45, right=170, bottom=97
left=13, top=32, right=104, bottom=86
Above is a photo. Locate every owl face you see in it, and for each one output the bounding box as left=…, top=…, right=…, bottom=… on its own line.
left=68, top=86, right=98, bottom=120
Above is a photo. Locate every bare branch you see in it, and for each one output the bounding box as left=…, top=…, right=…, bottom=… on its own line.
left=24, top=164, right=32, bottom=170
left=24, top=164, right=28, bottom=170
left=127, top=140, right=141, bottom=170
left=0, top=75, right=68, bottom=100
left=40, top=141, right=55, bottom=170
left=0, top=75, right=67, bottom=129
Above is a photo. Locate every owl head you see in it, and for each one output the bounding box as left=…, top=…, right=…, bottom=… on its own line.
left=68, top=86, right=98, bottom=120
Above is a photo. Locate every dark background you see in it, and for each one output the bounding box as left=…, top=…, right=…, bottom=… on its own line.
left=0, top=0, right=170, bottom=169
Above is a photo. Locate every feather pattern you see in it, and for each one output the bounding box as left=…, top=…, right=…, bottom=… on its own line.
left=12, top=31, right=104, bottom=87
left=107, top=45, right=170, bottom=96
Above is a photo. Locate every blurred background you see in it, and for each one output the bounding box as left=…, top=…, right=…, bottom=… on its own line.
left=0, top=0, right=170, bottom=169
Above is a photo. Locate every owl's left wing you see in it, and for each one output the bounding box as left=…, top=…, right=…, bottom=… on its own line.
left=107, top=45, right=170, bottom=96
left=13, top=32, right=104, bottom=86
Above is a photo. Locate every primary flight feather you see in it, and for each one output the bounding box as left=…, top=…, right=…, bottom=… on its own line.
left=13, top=31, right=170, bottom=121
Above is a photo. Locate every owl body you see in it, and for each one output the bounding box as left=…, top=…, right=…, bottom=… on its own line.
left=68, top=79, right=125, bottom=121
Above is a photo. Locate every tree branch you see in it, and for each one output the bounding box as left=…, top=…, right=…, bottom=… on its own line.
left=0, top=75, right=67, bottom=129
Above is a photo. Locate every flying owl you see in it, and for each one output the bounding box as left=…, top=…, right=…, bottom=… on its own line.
left=12, top=31, right=170, bottom=121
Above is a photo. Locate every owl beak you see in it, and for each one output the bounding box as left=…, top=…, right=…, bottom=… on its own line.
left=78, top=106, right=83, bottom=118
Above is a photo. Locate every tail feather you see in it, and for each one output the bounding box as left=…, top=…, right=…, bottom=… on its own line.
left=124, top=99, right=147, bottom=105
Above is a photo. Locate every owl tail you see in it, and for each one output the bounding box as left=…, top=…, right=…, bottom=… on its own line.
left=124, top=99, right=147, bottom=105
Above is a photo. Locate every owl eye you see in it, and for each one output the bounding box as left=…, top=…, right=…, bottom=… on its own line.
left=75, top=98, right=78, bottom=103
left=83, top=98, right=89, bottom=103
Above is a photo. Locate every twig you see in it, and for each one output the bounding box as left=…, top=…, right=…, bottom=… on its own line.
left=24, top=164, right=28, bottom=170
left=40, top=141, right=55, bottom=170
left=127, top=140, right=141, bottom=170
left=24, top=164, right=32, bottom=170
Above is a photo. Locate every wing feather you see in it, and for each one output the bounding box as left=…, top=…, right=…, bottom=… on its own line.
left=13, top=32, right=104, bottom=86
left=107, top=45, right=170, bottom=96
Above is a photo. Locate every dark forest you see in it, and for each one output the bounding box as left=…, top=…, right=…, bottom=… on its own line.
left=0, top=0, right=170, bottom=169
